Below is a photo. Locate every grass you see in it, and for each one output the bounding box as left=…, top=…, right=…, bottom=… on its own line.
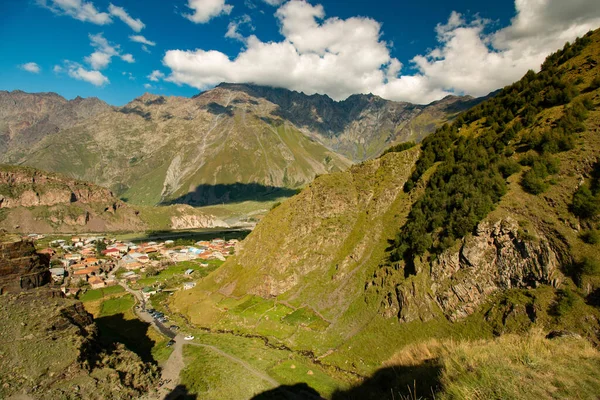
left=180, top=345, right=274, bottom=399
left=79, top=285, right=125, bottom=302
left=132, top=259, right=222, bottom=288
left=99, top=294, right=135, bottom=317
left=437, top=331, right=600, bottom=399
left=268, top=358, right=342, bottom=398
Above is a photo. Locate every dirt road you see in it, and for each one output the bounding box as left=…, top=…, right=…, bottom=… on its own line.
left=121, top=281, right=278, bottom=399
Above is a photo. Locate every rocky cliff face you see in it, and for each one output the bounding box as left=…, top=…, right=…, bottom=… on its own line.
left=388, top=218, right=562, bottom=323
left=0, top=165, right=116, bottom=208
left=0, top=235, right=49, bottom=294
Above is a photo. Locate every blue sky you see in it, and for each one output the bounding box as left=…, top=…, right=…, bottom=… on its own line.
left=1, top=0, right=599, bottom=105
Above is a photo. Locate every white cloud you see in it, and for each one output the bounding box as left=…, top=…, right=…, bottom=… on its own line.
left=163, top=0, right=600, bottom=104
left=20, top=62, right=41, bottom=74
left=122, top=71, right=135, bottom=80
left=121, top=54, right=135, bottom=63
left=144, top=83, right=153, bottom=89
left=262, top=0, right=284, bottom=6
left=108, top=3, right=145, bottom=32
left=184, top=0, right=233, bottom=24
left=85, top=51, right=112, bottom=69
left=148, top=70, right=165, bottom=82
left=37, top=0, right=111, bottom=25
left=130, top=35, right=156, bottom=46
left=53, top=65, right=63, bottom=73
left=225, top=14, right=254, bottom=42
left=85, top=33, right=134, bottom=69
left=64, top=62, right=109, bottom=86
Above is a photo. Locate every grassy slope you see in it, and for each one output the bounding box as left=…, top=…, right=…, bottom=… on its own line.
left=165, top=29, right=600, bottom=396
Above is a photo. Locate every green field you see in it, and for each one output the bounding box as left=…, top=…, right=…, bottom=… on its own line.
left=79, top=285, right=125, bottom=302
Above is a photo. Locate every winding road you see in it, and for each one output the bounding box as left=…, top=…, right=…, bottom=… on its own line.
left=119, top=282, right=279, bottom=399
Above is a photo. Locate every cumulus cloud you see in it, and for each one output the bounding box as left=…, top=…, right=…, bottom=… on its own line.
left=59, top=61, right=109, bottom=86
left=53, top=65, right=63, bottom=73
left=225, top=14, right=254, bottom=42
left=147, top=70, right=165, bottom=82
left=262, top=0, right=284, bottom=6
left=163, top=0, right=600, bottom=104
left=85, top=33, right=134, bottom=69
left=130, top=35, right=156, bottom=46
left=121, top=53, right=135, bottom=63
left=108, top=3, right=145, bottom=32
left=184, top=0, right=233, bottom=24
left=144, top=83, right=153, bottom=89
left=20, top=62, right=41, bottom=74
left=37, top=0, right=111, bottom=24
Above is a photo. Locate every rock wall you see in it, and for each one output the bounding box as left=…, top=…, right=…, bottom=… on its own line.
left=0, top=236, right=50, bottom=293
left=392, top=217, right=562, bottom=322
left=0, top=167, right=115, bottom=208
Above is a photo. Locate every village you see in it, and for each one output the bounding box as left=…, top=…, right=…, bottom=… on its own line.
left=26, top=233, right=238, bottom=297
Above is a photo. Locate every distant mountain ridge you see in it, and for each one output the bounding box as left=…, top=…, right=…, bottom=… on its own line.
left=0, top=85, right=482, bottom=207
left=0, top=90, right=112, bottom=156
left=214, top=83, right=484, bottom=161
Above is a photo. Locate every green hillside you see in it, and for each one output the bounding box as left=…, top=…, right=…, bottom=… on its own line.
left=167, top=29, right=600, bottom=397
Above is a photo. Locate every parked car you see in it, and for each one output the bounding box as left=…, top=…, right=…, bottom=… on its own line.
left=184, top=335, right=194, bottom=341
left=166, top=340, right=175, bottom=347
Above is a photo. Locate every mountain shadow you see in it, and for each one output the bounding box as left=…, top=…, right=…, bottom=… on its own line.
left=95, top=313, right=157, bottom=364
left=330, top=363, right=442, bottom=400
left=162, top=183, right=299, bottom=207
left=124, top=228, right=250, bottom=244
left=250, top=383, right=323, bottom=400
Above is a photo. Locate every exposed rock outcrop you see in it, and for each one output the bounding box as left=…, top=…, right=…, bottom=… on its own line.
left=0, top=235, right=49, bottom=293
left=392, top=218, right=562, bottom=323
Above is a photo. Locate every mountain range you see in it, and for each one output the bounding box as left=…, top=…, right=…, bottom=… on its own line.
left=0, top=84, right=481, bottom=209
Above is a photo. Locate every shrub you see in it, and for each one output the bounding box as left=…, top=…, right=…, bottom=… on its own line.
left=579, top=229, right=600, bottom=244
left=571, top=185, right=600, bottom=218
left=521, top=170, right=549, bottom=194
left=381, top=141, right=416, bottom=157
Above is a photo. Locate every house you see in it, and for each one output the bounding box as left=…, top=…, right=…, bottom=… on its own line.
left=88, top=276, right=105, bottom=289
left=102, top=248, right=121, bottom=257
left=184, top=268, right=194, bottom=276
left=84, top=257, right=99, bottom=266
left=49, top=267, right=65, bottom=282
left=104, top=277, right=117, bottom=286
left=64, top=253, right=82, bottom=262
left=183, top=282, right=196, bottom=290
left=142, top=286, right=157, bottom=299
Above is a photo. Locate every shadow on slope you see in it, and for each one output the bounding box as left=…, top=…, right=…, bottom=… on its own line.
left=123, top=228, right=250, bottom=244
left=161, top=183, right=298, bottom=207
left=250, top=363, right=441, bottom=400
left=95, top=312, right=158, bottom=364
left=164, top=385, right=198, bottom=400
left=251, top=383, right=323, bottom=399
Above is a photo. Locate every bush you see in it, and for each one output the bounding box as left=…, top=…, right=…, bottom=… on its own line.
left=579, top=229, right=600, bottom=244
left=381, top=141, right=416, bottom=157
left=571, top=185, right=600, bottom=218
left=521, top=170, right=549, bottom=194
left=554, top=289, right=579, bottom=317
